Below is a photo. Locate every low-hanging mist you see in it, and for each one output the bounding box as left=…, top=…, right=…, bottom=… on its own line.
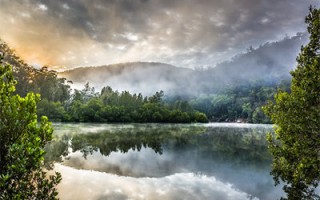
left=59, top=33, right=308, bottom=96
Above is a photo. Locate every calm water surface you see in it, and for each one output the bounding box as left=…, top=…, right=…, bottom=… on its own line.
left=46, top=123, right=284, bottom=200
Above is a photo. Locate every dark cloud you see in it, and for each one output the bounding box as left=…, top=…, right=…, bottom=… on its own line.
left=0, top=0, right=318, bottom=69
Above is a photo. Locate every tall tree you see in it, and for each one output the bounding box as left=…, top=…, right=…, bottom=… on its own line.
left=263, top=7, right=320, bottom=200
left=0, top=56, right=61, bottom=199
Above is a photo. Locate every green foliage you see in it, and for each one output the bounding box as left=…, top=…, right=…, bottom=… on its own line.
left=263, top=7, right=320, bottom=200
left=37, top=99, right=68, bottom=122
left=64, top=85, right=208, bottom=123
left=193, top=112, right=209, bottom=123
left=0, top=58, right=61, bottom=199
left=190, top=83, right=281, bottom=123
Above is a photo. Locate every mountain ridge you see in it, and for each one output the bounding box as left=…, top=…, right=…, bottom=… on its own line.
left=59, top=33, right=308, bottom=96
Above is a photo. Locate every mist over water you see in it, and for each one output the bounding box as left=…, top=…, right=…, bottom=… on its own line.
left=48, top=123, right=284, bottom=200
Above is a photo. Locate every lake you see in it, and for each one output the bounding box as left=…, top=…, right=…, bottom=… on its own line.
left=46, top=123, right=284, bottom=200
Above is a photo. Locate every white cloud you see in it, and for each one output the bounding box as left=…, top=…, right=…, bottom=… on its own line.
left=261, top=18, right=270, bottom=24
left=62, top=3, right=70, bottom=10
left=121, top=32, right=139, bottom=41
left=38, top=4, right=48, bottom=11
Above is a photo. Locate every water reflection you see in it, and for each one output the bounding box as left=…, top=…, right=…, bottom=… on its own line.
left=56, top=164, right=256, bottom=200
left=46, top=123, right=283, bottom=200
left=46, top=124, right=270, bottom=166
left=46, top=124, right=207, bottom=162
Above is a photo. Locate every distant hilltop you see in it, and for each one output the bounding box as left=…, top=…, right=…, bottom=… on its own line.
left=59, top=33, right=308, bottom=96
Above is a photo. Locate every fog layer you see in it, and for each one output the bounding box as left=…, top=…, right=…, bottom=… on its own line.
left=60, top=34, right=307, bottom=95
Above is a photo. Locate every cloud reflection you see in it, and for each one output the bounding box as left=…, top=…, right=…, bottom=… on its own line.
left=55, top=164, right=256, bottom=200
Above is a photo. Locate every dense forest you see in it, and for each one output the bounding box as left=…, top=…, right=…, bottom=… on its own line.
left=189, top=80, right=290, bottom=123
left=0, top=40, right=289, bottom=123
left=39, top=84, right=209, bottom=123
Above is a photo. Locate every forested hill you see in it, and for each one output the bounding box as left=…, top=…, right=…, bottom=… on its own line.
left=205, top=33, right=307, bottom=85
left=0, top=34, right=301, bottom=123
left=60, top=62, right=196, bottom=96
left=0, top=41, right=208, bottom=123
left=59, top=33, right=307, bottom=96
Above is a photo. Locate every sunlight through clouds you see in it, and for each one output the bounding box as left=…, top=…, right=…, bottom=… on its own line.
left=0, top=0, right=318, bottom=69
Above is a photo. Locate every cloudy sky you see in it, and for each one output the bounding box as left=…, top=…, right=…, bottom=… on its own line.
left=0, top=0, right=318, bottom=70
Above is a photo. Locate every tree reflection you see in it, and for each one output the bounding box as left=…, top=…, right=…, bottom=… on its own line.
left=45, top=124, right=272, bottom=166
left=44, top=134, right=69, bottom=167
left=71, top=129, right=166, bottom=157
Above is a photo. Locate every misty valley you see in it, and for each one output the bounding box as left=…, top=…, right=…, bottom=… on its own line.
left=46, top=123, right=283, bottom=200
left=0, top=2, right=319, bottom=199
left=1, top=36, right=300, bottom=125
left=1, top=31, right=318, bottom=200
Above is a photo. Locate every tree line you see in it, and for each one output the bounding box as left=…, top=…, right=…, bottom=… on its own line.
left=0, top=40, right=280, bottom=124
left=37, top=83, right=208, bottom=123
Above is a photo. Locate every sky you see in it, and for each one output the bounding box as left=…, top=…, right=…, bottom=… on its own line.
left=0, top=0, right=319, bottom=71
